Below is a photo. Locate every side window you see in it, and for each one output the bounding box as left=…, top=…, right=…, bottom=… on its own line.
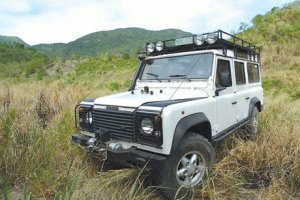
left=234, top=61, right=246, bottom=85
left=247, top=63, right=260, bottom=83
left=216, top=59, right=232, bottom=88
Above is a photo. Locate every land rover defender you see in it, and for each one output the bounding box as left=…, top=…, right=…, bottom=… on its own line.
left=72, top=30, right=263, bottom=199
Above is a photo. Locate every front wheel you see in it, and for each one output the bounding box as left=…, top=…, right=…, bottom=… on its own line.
left=156, top=133, right=215, bottom=199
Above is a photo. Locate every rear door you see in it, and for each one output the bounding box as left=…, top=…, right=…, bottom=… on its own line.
left=234, top=61, right=250, bottom=121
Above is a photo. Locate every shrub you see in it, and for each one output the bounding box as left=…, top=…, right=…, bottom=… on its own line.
left=123, top=79, right=132, bottom=87
left=122, top=53, right=130, bottom=60
left=55, top=67, right=61, bottom=73
left=106, top=82, right=121, bottom=91
left=23, top=58, right=46, bottom=75
left=37, top=70, right=44, bottom=81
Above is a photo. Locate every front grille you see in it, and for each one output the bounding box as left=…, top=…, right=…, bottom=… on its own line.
left=92, top=108, right=135, bottom=141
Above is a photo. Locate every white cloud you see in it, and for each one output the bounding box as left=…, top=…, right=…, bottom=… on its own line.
left=11, top=2, right=115, bottom=44
left=1, top=0, right=30, bottom=13
left=117, top=0, right=215, bottom=31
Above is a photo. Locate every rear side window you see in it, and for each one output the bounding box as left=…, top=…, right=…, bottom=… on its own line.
left=216, top=59, right=232, bottom=88
left=234, top=61, right=246, bottom=85
left=247, top=63, right=260, bottom=83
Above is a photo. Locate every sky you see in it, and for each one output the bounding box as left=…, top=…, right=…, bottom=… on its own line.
left=0, top=0, right=295, bottom=45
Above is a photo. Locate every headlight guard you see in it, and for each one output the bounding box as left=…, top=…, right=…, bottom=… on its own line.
left=135, top=110, right=163, bottom=147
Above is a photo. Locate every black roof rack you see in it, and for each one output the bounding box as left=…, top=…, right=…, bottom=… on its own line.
left=146, top=30, right=260, bottom=61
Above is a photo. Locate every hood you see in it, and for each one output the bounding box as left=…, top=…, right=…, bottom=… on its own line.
left=93, top=89, right=208, bottom=108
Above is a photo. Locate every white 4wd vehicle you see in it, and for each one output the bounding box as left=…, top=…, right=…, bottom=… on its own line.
left=72, top=30, right=263, bottom=199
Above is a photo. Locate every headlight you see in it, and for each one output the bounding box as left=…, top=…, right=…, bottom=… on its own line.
left=206, top=33, right=218, bottom=44
left=156, top=41, right=164, bottom=51
left=85, top=111, right=92, bottom=124
left=147, top=43, right=155, bottom=53
left=141, top=118, right=154, bottom=135
left=194, top=35, right=205, bottom=46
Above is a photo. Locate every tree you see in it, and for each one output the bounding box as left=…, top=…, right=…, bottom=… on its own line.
left=239, top=22, right=250, bottom=32
left=252, top=14, right=263, bottom=26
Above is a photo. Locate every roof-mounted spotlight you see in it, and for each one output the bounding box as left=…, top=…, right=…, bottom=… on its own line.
left=147, top=43, right=155, bottom=53
left=194, top=35, right=205, bottom=46
left=206, top=33, right=218, bottom=44
left=156, top=41, right=164, bottom=51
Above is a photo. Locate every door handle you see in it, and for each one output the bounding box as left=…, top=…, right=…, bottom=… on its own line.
left=232, top=101, right=238, bottom=105
left=245, top=97, right=250, bottom=100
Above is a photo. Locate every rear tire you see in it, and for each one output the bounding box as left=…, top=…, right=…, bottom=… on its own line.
left=156, top=132, right=215, bottom=199
left=245, top=106, right=260, bottom=138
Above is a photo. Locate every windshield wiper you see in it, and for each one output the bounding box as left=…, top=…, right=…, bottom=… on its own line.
left=169, top=74, right=191, bottom=82
left=147, top=73, right=162, bottom=82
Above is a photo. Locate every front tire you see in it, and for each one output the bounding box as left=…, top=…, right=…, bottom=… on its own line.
left=156, top=133, right=215, bottom=199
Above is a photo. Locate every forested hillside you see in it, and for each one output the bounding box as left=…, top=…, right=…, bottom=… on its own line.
left=0, top=43, right=49, bottom=79
left=33, top=28, right=192, bottom=58
left=0, top=35, right=29, bottom=47
left=1, top=1, right=300, bottom=200
left=236, top=1, right=300, bottom=100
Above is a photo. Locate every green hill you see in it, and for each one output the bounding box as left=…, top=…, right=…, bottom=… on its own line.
left=33, top=28, right=192, bottom=58
left=234, top=0, right=300, bottom=99
left=0, top=35, right=29, bottom=47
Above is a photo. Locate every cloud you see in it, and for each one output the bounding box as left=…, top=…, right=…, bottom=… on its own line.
left=12, top=4, right=106, bottom=44
left=1, top=0, right=30, bottom=13
left=117, top=0, right=214, bottom=31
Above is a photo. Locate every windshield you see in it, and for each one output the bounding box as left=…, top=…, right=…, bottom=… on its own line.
left=140, top=53, right=213, bottom=80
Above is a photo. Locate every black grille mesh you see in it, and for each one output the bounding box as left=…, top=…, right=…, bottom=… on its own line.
left=92, top=109, right=135, bottom=141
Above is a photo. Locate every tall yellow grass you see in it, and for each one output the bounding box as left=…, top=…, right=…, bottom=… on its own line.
left=1, top=76, right=299, bottom=200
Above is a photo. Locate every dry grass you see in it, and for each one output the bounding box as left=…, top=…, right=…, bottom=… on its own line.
left=0, top=80, right=162, bottom=199
left=1, top=78, right=299, bottom=200
left=199, top=94, right=300, bottom=200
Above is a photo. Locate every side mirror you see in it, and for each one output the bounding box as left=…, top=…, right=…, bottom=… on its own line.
left=215, top=87, right=226, bottom=96
left=215, top=72, right=231, bottom=96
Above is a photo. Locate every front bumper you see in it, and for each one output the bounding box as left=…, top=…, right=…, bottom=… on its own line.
left=72, top=134, right=166, bottom=168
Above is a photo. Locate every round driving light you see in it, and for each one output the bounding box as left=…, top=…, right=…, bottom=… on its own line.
left=156, top=41, right=164, bottom=51
left=147, top=43, right=155, bottom=53
left=195, top=35, right=205, bottom=46
left=85, top=111, right=92, bottom=124
left=206, top=33, right=218, bottom=44
left=141, top=118, right=154, bottom=135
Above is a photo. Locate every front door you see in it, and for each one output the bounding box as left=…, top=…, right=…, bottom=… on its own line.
left=215, top=58, right=238, bottom=133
